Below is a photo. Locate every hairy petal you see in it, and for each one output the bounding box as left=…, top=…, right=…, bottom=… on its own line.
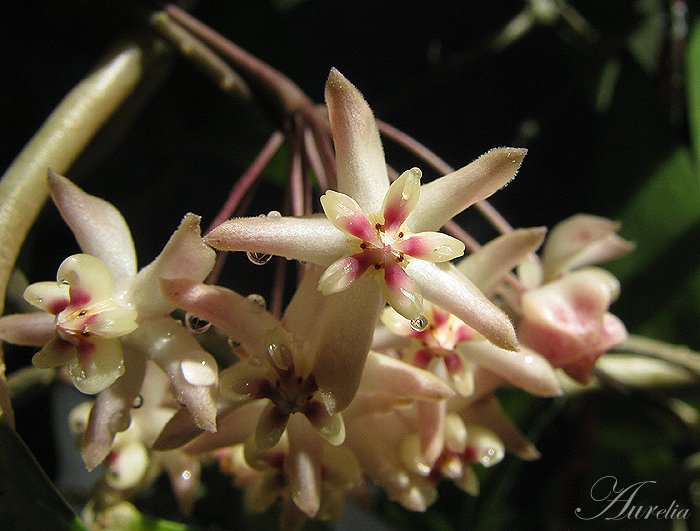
left=0, top=312, right=56, bottom=346
left=381, top=168, right=421, bottom=233
left=161, top=278, right=278, bottom=358
left=48, top=170, right=136, bottom=285
left=131, top=213, right=215, bottom=320
left=408, top=148, right=526, bottom=232
left=204, top=214, right=346, bottom=267
left=407, top=260, right=518, bottom=351
left=320, top=190, right=375, bottom=242
left=457, top=227, right=546, bottom=295
left=313, top=276, right=383, bottom=413
left=325, top=68, right=389, bottom=212
left=457, top=341, right=561, bottom=397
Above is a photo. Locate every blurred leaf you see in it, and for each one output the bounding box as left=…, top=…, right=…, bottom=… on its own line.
left=626, top=0, right=665, bottom=74
left=608, top=146, right=699, bottom=281
left=595, top=57, right=622, bottom=113
left=688, top=15, right=700, bottom=165
left=0, top=420, right=87, bottom=530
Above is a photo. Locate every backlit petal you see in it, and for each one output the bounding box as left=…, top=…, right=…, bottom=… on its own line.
left=408, top=148, right=526, bottom=232
left=49, top=170, right=137, bottom=285
left=320, top=190, right=375, bottom=242
left=307, top=406, right=345, bottom=446
left=325, top=68, right=389, bottom=213
left=205, top=214, right=346, bottom=267
left=89, top=305, right=138, bottom=338
left=382, top=261, right=422, bottom=320
left=255, top=402, right=289, bottom=451
left=381, top=168, right=421, bottom=233
left=395, top=232, right=465, bottom=262
left=57, top=254, right=114, bottom=304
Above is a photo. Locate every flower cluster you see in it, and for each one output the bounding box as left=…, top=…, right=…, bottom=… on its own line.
left=0, top=69, right=632, bottom=529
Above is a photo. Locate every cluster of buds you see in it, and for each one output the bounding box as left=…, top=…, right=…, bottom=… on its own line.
left=0, top=68, right=632, bottom=529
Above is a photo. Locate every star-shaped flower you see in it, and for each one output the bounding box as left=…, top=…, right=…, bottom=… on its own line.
left=204, top=69, right=526, bottom=351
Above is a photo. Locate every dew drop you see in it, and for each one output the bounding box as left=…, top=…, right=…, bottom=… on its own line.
left=228, top=337, right=241, bottom=349
left=267, top=210, right=282, bottom=218
left=246, top=251, right=272, bottom=265
left=132, top=394, right=144, bottom=409
left=185, top=312, right=211, bottom=333
left=181, top=469, right=192, bottom=481
left=410, top=315, right=429, bottom=332
left=247, top=293, right=267, bottom=310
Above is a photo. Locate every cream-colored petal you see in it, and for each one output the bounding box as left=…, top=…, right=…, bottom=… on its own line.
left=407, top=260, right=518, bottom=351
left=23, top=281, right=70, bottom=314
left=307, top=407, right=345, bottom=446
left=456, top=341, right=561, bottom=397
left=161, top=278, right=279, bottom=358
left=407, top=148, right=526, bottom=232
left=381, top=168, right=421, bottom=233
left=382, top=261, right=423, bottom=320
left=127, top=319, right=217, bottom=432
left=466, top=424, right=505, bottom=467
left=70, top=336, right=125, bottom=394
left=358, top=351, right=455, bottom=401
left=320, top=190, right=376, bottom=242
left=285, top=415, right=322, bottom=517
left=312, top=276, right=383, bottom=413
left=204, top=214, right=346, bottom=267
left=255, top=402, right=289, bottom=451
left=88, top=305, right=138, bottom=338
left=378, top=306, right=415, bottom=337
left=48, top=170, right=137, bottom=285
left=325, top=68, right=389, bottom=213
left=105, top=440, right=149, bottom=490
left=0, top=312, right=56, bottom=346
left=32, top=337, right=76, bottom=368
left=457, top=227, right=547, bottom=295
left=81, top=346, right=146, bottom=470
left=282, top=266, right=325, bottom=363
left=183, top=401, right=263, bottom=454
left=131, top=213, right=216, bottom=320
left=161, top=450, right=201, bottom=516
left=417, top=399, right=446, bottom=468
left=317, top=253, right=375, bottom=295
left=395, top=232, right=465, bottom=262
left=56, top=254, right=114, bottom=304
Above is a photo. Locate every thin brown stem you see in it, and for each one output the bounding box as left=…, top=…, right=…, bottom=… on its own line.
left=303, top=128, right=329, bottom=193
left=288, top=119, right=304, bottom=217
left=205, top=130, right=284, bottom=235
left=270, top=256, right=287, bottom=319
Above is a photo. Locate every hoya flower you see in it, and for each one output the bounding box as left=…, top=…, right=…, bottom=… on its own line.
left=0, top=170, right=218, bottom=467
left=23, top=253, right=138, bottom=393
left=204, top=68, right=525, bottom=352
left=512, top=215, right=634, bottom=382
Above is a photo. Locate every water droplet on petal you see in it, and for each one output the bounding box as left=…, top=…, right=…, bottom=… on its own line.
left=246, top=251, right=272, bottom=266
left=132, top=394, right=144, bottom=408
left=181, top=469, right=192, bottom=481
left=410, top=315, right=429, bottom=332
left=246, top=293, right=267, bottom=310
left=267, top=210, right=281, bottom=218
left=267, top=340, right=294, bottom=370
left=185, top=313, right=211, bottom=333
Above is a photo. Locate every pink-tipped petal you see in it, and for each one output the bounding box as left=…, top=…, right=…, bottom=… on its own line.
left=381, top=168, right=421, bottom=233
left=408, top=148, right=526, bottom=232
left=48, top=170, right=137, bottom=284
left=312, top=276, right=383, bottom=413
left=457, top=227, right=547, bottom=295
left=317, top=253, right=375, bottom=295
left=0, top=312, right=56, bottom=346
left=285, top=415, right=323, bottom=517
left=325, top=68, right=389, bottom=212
left=320, top=190, right=376, bottom=242
left=131, top=213, right=215, bottom=320
left=396, top=232, right=465, bottom=262
left=358, top=351, right=455, bottom=401
left=457, top=341, right=561, bottom=397
left=541, top=214, right=635, bottom=279
left=161, top=278, right=279, bottom=358
left=204, top=214, right=346, bottom=267
left=407, top=260, right=518, bottom=351
left=382, top=261, right=423, bottom=321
